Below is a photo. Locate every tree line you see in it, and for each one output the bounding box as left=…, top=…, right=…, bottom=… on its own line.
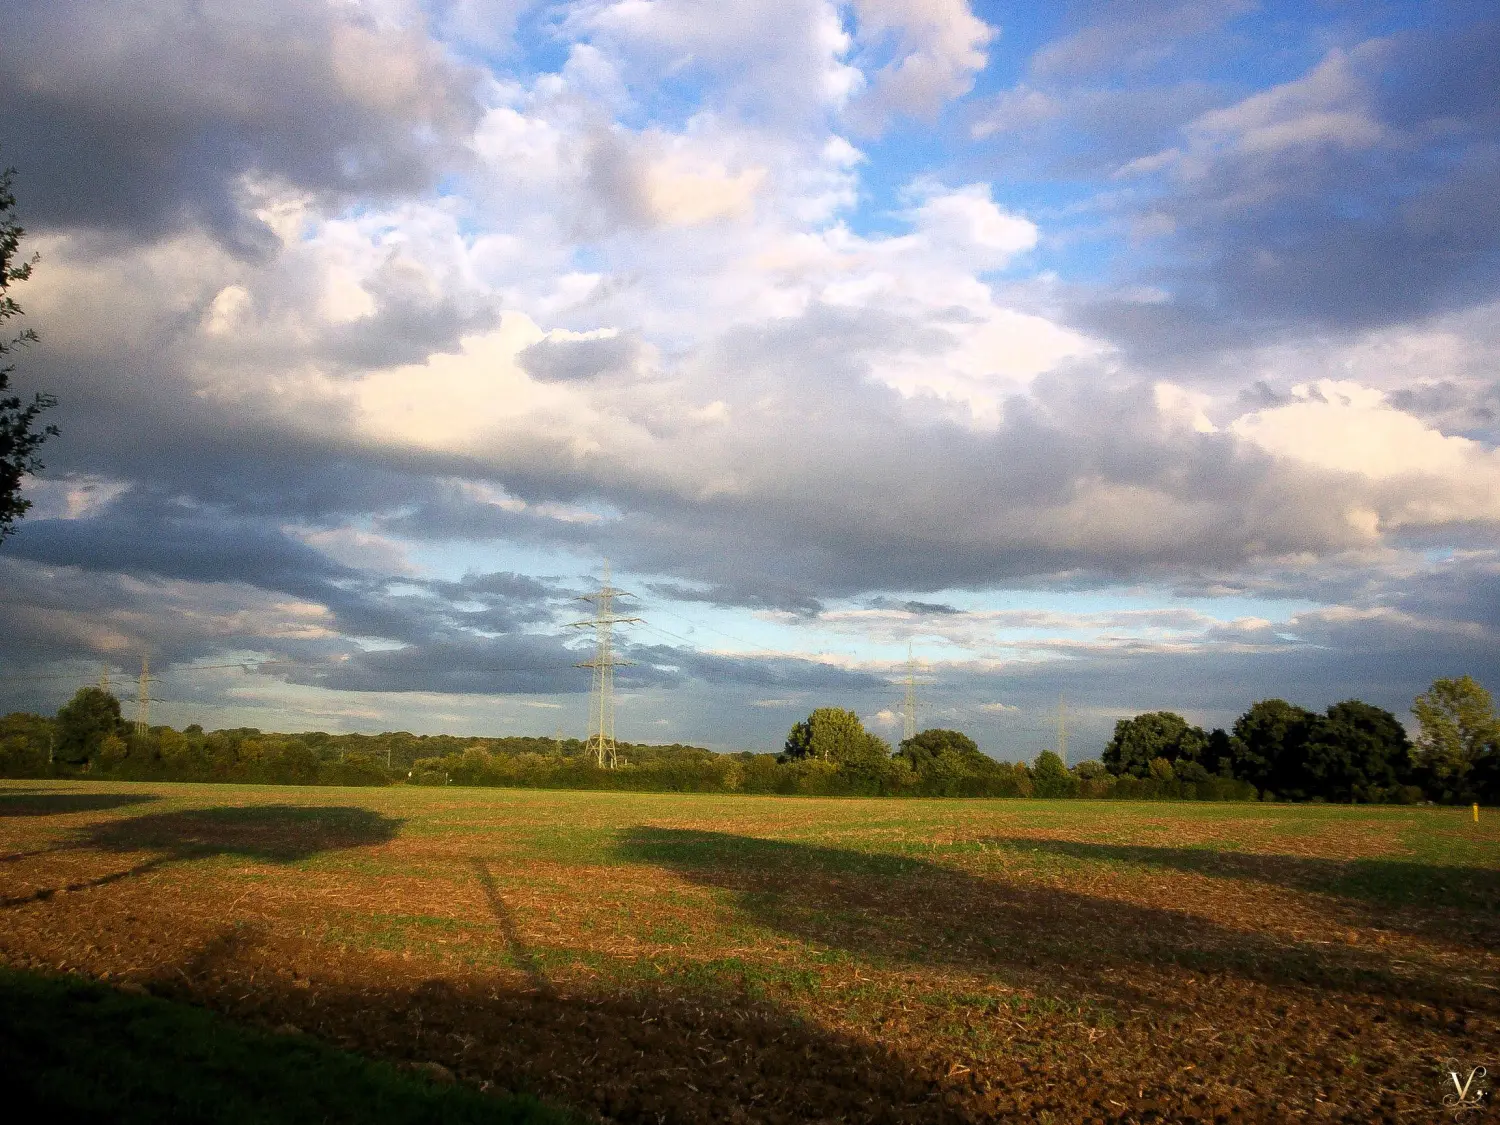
left=2, top=675, right=1495, bottom=803
left=1099, top=677, right=1498, bottom=804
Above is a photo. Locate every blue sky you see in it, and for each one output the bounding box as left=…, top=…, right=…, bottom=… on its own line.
left=1, top=0, right=1497, bottom=758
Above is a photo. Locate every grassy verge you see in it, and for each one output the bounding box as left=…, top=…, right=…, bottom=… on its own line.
left=0, top=966, right=576, bottom=1125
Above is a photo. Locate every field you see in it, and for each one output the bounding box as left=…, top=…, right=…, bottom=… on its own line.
left=2, top=781, right=1497, bottom=1123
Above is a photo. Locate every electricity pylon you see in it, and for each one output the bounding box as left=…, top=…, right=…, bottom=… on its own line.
left=902, top=643, right=919, bottom=743
left=898, top=643, right=934, bottom=744
left=1056, top=692, right=1067, bottom=764
left=135, top=655, right=161, bottom=735
left=566, top=563, right=641, bottom=768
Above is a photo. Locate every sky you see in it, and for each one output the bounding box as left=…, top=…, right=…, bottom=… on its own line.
left=1, top=0, right=1497, bottom=760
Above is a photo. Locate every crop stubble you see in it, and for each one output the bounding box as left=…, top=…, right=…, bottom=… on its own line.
left=0, top=782, right=1496, bottom=1123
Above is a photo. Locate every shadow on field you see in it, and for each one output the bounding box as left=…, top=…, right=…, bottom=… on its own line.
left=148, top=931, right=983, bottom=1125
left=1, top=805, right=403, bottom=909
left=0, top=789, right=159, bottom=817
left=985, top=836, right=1500, bottom=915
left=614, top=827, right=1500, bottom=1016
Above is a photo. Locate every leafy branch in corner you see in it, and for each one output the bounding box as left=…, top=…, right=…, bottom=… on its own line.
left=0, top=160, right=58, bottom=542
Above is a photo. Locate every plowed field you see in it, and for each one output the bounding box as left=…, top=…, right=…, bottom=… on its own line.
left=2, top=781, right=1496, bottom=1123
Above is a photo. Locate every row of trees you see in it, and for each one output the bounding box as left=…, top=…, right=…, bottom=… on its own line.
left=4, top=675, right=1495, bottom=803
left=0, top=691, right=1234, bottom=799
left=1101, top=677, right=1499, bottom=804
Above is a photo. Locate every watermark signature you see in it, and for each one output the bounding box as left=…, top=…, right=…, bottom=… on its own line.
left=1439, top=1059, right=1489, bottom=1120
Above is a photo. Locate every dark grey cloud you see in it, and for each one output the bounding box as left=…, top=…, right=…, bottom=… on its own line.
left=1, top=484, right=572, bottom=654
left=0, top=0, right=482, bottom=247
left=1387, top=380, right=1500, bottom=442
left=323, top=259, right=501, bottom=371
left=867, top=598, right=962, bottom=616
left=621, top=641, right=887, bottom=693
left=518, top=332, right=645, bottom=382
left=5, top=489, right=357, bottom=594
left=281, top=634, right=584, bottom=696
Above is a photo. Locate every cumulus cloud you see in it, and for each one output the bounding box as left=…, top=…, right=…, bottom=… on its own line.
left=0, top=0, right=1495, bottom=746
left=847, top=0, right=994, bottom=127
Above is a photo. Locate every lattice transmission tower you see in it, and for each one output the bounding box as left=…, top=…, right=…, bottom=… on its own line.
left=567, top=563, right=641, bottom=768
left=1056, top=692, right=1068, bottom=764
left=899, top=643, right=933, bottom=744
left=135, top=655, right=161, bottom=735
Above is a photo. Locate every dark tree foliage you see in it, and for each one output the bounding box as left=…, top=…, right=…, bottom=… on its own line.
left=1205, top=728, right=1240, bottom=777
left=1103, top=712, right=1209, bottom=778
left=54, top=687, right=125, bottom=764
left=895, top=728, right=983, bottom=770
left=894, top=728, right=1016, bottom=795
left=1300, top=700, right=1411, bottom=802
left=0, top=162, right=57, bottom=542
left=1230, top=699, right=1316, bottom=795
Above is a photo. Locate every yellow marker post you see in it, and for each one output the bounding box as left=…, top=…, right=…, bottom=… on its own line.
left=1475, top=803, right=1481, bottom=823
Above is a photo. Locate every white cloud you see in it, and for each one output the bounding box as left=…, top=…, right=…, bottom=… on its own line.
left=644, top=156, right=767, bottom=226
left=848, top=0, right=993, bottom=126
left=1231, top=379, right=1500, bottom=527
left=17, top=475, right=133, bottom=521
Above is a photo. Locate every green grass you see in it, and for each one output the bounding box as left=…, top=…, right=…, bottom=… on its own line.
left=0, top=966, right=577, bottom=1125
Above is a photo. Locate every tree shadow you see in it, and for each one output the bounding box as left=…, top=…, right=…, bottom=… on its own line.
left=81, top=805, right=403, bottom=864
left=0, top=790, right=159, bottom=817
left=613, top=827, right=1500, bottom=1018
left=982, top=835, right=1500, bottom=934
left=471, top=860, right=548, bottom=993
left=147, top=930, right=984, bottom=1125
left=1, top=805, right=403, bottom=910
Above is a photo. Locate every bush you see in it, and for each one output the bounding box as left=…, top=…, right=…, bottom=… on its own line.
left=1031, top=751, right=1078, bottom=798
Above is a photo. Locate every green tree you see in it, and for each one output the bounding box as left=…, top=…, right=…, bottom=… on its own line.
left=1412, top=676, right=1499, bottom=802
left=1103, top=712, right=1209, bottom=778
left=1031, top=749, right=1078, bottom=797
left=895, top=729, right=1008, bottom=794
left=1174, top=759, right=1211, bottom=783
left=781, top=708, right=889, bottom=767
left=896, top=728, right=984, bottom=772
left=55, top=687, right=124, bottom=765
left=97, top=732, right=129, bottom=768
left=1301, top=700, right=1411, bottom=802
left=0, top=710, right=52, bottom=776
left=1231, top=699, right=1316, bottom=795
left=1205, top=728, right=1241, bottom=777
left=0, top=161, right=57, bottom=542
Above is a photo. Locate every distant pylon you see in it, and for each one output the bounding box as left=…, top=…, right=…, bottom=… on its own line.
left=902, top=643, right=918, bottom=743
left=566, top=562, right=642, bottom=768
left=99, top=666, right=111, bottom=694
left=1057, top=692, right=1067, bottom=764
left=135, top=655, right=159, bottom=735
